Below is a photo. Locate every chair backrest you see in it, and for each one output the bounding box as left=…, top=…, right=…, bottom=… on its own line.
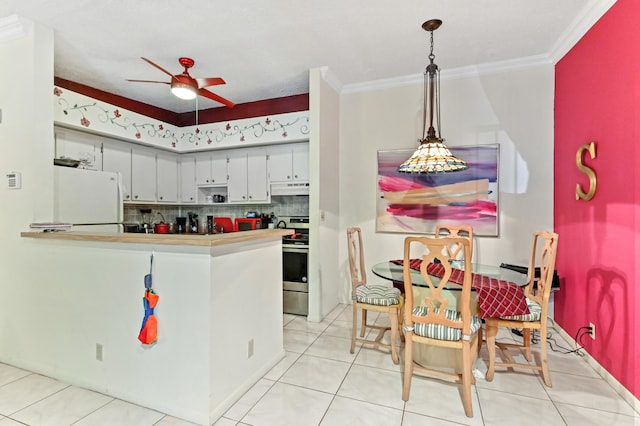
left=347, top=227, right=366, bottom=297
left=403, top=235, right=473, bottom=337
left=524, top=231, right=559, bottom=312
left=435, top=225, right=474, bottom=261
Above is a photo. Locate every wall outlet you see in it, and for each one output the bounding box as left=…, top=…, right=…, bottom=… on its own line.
left=248, top=339, right=254, bottom=358
left=95, top=343, right=104, bottom=361
left=589, top=322, right=596, bottom=340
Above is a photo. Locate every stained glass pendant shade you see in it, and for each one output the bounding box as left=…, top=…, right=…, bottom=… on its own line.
left=398, top=19, right=467, bottom=174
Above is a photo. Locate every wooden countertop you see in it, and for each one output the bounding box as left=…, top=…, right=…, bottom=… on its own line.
left=21, top=228, right=294, bottom=247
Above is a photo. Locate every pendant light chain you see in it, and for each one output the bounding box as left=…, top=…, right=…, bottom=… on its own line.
left=397, top=19, right=468, bottom=173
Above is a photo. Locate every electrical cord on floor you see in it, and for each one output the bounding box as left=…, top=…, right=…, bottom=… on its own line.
left=509, top=326, right=590, bottom=356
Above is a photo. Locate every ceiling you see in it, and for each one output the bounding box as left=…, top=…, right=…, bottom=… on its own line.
left=1, top=0, right=614, bottom=113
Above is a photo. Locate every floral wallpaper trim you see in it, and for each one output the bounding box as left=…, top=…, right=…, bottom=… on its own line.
left=53, top=87, right=310, bottom=151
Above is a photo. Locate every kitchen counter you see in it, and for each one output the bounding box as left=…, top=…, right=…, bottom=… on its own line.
left=21, top=228, right=293, bottom=246
left=19, top=227, right=291, bottom=425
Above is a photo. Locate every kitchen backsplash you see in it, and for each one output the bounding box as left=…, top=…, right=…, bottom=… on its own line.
left=124, top=195, right=309, bottom=225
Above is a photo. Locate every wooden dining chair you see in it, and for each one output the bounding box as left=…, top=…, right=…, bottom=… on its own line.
left=347, top=227, right=402, bottom=364
left=435, top=224, right=474, bottom=262
left=402, top=235, right=480, bottom=418
left=484, top=230, right=559, bottom=386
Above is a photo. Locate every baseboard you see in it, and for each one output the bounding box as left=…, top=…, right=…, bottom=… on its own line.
left=549, top=319, right=639, bottom=415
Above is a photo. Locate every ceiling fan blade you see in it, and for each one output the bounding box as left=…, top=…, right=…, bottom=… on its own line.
left=198, top=88, right=235, bottom=108
left=140, top=57, right=178, bottom=81
left=195, top=77, right=226, bottom=89
left=127, top=79, right=170, bottom=84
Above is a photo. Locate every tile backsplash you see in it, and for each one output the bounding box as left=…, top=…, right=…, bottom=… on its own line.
left=124, top=195, right=309, bottom=225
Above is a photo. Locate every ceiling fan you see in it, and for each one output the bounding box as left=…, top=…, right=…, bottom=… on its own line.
left=128, top=57, right=235, bottom=107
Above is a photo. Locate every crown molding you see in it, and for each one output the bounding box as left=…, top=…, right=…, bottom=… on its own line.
left=0, top=14, right=33, bottom=43
left=343, top=0, right=615, bottom=95
left=548, top=0, right=617, bottom=64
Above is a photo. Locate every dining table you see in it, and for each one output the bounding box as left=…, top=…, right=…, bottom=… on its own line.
left=371, top=260, right=529, bottom=372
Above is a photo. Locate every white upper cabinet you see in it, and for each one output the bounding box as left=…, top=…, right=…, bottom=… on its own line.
left=227, top=148, right=269, bottom=203
left=102, top=140, right=132, bottom=201
left=130, top=146, right=157, bottom=203
left=156, top=151, right=179, bottom=203
left=54, top=126, right=103, bottom=171
left=196, top=151, right=228, bottom=186
left=180, top=155, right=197, bottom=203
left=268, top=142, right=309, bottom=182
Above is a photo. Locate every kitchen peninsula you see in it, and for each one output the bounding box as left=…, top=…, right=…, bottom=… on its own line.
left=20, top=228, right=291, bottom=425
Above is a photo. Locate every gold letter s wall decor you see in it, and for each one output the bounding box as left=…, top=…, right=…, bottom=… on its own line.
left=575, top=141, right=597, bottom=201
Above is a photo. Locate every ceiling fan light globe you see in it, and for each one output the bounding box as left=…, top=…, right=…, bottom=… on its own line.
left=170, top=83, right=196, bottom=100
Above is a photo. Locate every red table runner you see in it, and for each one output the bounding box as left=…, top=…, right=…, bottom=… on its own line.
left=391, top=259, right=530, bottom=319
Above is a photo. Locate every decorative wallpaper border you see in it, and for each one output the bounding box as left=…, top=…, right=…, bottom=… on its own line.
left=53, top=86, right=309, bottom=151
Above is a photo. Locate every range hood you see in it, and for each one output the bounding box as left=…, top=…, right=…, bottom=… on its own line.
left=271, top=182, right=310, bottom=195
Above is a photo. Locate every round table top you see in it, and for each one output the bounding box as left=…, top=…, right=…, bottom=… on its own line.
left=371, top=260, right=529, bottom=289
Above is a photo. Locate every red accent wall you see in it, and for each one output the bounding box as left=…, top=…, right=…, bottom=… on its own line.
left=554, top=0, right=639, bottom=400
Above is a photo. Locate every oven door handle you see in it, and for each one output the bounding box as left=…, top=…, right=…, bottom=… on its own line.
left=283, top=246, right=309, bottom=253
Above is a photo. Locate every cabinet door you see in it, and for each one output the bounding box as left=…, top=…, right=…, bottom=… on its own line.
left=54, top=127, right=103, bottom=170
left=102, top=141, right=132, bottom=201
left=180, top=155, right=197, bottom=203
left=156, top=151, right=179, bottom=203
left=131, top=146, right=156, bottom=202
left=247, top=149, right=269, bottom=202
left=227, top=150, right=248, bottom=202
left=211, top=151, right=228, bottom=185
left=195, top=154, right=212, bottom=185
left=292, top=143, right=309, bottom=181
left=268, top=145, right=293, bottom=182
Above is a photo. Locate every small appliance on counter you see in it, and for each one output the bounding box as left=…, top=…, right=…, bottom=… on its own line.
left=234, top=217, right=262, bottom=232
left=176, top=217, right=187, bottom=233
left=214, top=217, right=234, bottom=233
left=188, top=212, right=199, bottom=233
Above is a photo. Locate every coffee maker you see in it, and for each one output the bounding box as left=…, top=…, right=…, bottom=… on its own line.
left=176, top=217, right=187, bottom=233
left=188, top=212, right=199, bottom=233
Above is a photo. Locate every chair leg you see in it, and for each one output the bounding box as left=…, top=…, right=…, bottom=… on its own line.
left=477, top=322, right=483, bottom=357
left=398, top=297, right=405, bottom=343
left=522, top=328, right=532, bottom=361
left=485, top=320, right=498, bottom=381
left=539, top=325, right=552, bottom=387
left=402, top=334, right=413, bottom=401
left=461, top=343, right=473, bottom=417
left=350, top=304, right=357, bottom=354
left=360, top=309, right=367, bottom=338
left=389, top=307, right=399, bottom=364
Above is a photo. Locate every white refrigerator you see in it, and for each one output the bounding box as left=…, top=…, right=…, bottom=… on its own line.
left=54, top=166, right=124, bottom=232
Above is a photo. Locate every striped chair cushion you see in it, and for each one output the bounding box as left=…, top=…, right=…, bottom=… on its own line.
left=356, top=285, right=401, bottom=306
left=500, top=298, right=542, bottom=322
left=411, top=306, right=481, bottom=341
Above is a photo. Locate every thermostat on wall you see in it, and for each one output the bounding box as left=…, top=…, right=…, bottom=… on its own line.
left=6, top=172, right=21, bottom=189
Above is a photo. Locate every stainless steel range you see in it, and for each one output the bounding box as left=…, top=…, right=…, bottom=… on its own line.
left=278, top=216, right=309, bottom=316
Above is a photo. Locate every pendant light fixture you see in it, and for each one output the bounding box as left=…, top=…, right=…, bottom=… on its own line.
left=398, top=19, right=467, bottom=174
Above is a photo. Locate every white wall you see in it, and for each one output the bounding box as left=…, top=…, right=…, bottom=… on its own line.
left=337, top=66, right=555, bottom=303
left=308, top=67, right=341, bottom=321
left=0, top=17, right=55, bottom=362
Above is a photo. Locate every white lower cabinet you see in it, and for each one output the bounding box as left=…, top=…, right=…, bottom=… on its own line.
left=227, top=149, right=269, bottom=203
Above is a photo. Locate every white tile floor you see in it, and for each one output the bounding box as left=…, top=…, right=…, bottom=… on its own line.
left=0, top=303, right=638, bottom=425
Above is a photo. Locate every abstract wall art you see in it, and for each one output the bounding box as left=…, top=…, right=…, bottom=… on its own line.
left=377, top=145, right=499, bottom=236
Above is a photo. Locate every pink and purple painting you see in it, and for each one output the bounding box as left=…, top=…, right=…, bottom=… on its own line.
left=377, top=145, right=499, bottom=236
